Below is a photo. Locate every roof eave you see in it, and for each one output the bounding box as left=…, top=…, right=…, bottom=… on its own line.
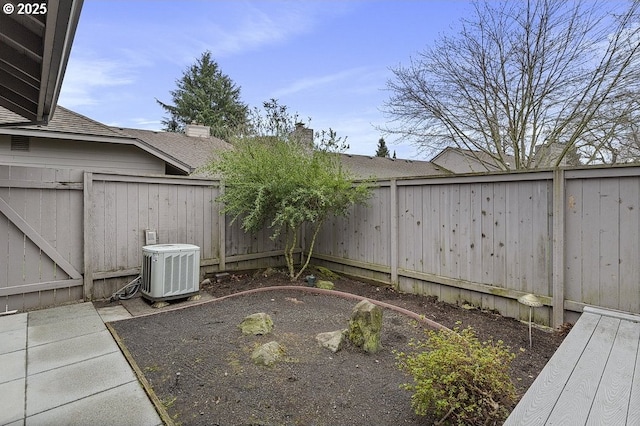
left=0, top=0, right=84, bottom=124
left=0, top=127, right=192, bottom=174
left=38, top=0, right=84, bottom=123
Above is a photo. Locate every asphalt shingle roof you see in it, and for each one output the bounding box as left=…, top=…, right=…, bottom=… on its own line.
left=339, top=154, right=450, bottom=179
left=0, top=106, right=128, bottom=139
left=111, top=127, right=233, bottom=173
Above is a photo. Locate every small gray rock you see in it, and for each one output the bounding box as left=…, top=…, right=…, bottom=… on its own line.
left=316, top=329, right=347, bottom=353
left=251, top=341, right=284, bottom=366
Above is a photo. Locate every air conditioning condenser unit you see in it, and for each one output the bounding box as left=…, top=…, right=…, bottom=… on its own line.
left=141, top=244, right=200, bottom=302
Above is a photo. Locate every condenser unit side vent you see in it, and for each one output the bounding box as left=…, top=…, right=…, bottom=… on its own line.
left=141, top=244, right=200, bottom=302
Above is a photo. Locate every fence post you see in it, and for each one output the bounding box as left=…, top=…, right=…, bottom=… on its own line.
left=83, top=172, right=93, bottom=300
left=218, top=181, right=226, bottom=271
left=390, top=179, right=399, bottom=288
left=552, top=168, right=565, bottom=328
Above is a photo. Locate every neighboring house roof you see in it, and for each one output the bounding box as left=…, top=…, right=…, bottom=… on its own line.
left=111, top=127, right=232, bottom=174
left=0, top=106, right=194, bottom=174
left=339, top=154, right=450, bottom=179
left=1, top=105, right=449, bottom=178
left=431, top=147, right=515, bottom=173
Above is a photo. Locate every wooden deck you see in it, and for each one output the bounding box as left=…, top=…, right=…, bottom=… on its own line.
left=505, top=306, right=640, bottom=425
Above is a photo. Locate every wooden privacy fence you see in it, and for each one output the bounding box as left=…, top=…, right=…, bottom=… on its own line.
left=1, top=166, right=291, bottom=310
left=84, top=172, right=289, bottom=300
left=3, top=163, right=640, bottom=325
left=309, top=165, right=640, bottom=328
left=0, top=166, right=84, bottom=309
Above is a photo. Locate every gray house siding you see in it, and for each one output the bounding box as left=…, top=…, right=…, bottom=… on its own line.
left=0, top=135, right=165, bottom=174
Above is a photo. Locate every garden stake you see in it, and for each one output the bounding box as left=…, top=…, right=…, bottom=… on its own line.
left=518, top=294, right=543, bottom=348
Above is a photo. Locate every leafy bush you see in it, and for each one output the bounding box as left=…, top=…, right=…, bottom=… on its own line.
left=395, top=327, right=516, bottom=425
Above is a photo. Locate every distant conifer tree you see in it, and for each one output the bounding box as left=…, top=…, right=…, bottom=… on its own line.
left=375, top=137, right=390, bottom=157
left=157, top=51, right=249, bottom=140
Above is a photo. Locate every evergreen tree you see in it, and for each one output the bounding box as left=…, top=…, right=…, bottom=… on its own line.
left=375, top=137, right=390, bottom=157
left=157, top=51, right=249, bottom=140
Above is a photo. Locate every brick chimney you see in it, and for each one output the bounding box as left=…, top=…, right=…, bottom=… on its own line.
left=293, top=122, right=314, bottom=148
left=185, top=123, right=210, bottom=138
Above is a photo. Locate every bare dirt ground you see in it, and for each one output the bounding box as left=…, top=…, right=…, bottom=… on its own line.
left=109, top=267, right=566, bottom=426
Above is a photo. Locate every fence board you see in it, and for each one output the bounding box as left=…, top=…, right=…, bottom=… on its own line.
left=598, top=179, right=620, bottom=309
left=480, top=183, right=495, bottom=293
left=126, top=183, right=140, bottom=267
left=0, top=200, right=8, bottom=287
left=41, top=185, right=57, bottom=281
left=618, top=178, right=640, bottom=313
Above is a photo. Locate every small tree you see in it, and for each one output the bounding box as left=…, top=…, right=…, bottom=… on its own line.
left=375, top=137, right=390, bottom=157
left=205, top=101, right=370, bottom=280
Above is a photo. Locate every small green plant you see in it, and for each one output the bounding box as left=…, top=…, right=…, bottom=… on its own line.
left=395, top=327, right=516, bottom=425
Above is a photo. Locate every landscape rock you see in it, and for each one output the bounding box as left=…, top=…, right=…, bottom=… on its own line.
left=251, top=341, right=284, bottom=366
left=238, top=312, right=273, bottom=335
left=316, top=280, right=335, bottom=290
left=347, top=300, right=383, bottom=353
left=316, top=329, right=347, bottom=353
left=316, top=266, right=340, bottom=280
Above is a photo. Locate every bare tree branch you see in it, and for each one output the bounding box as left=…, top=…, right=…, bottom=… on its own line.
left=383, top=0, right=640, bottom=169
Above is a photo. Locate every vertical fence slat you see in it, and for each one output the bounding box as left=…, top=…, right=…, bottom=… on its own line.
left=390, top=179, right=398, bottom=286
left=83, top=172, right=93, bottom=299
left=553, top=169, right=566, bottom=328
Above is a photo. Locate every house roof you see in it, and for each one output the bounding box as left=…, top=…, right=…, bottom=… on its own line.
left=431, top=146, right=515, bottom=172
left=0, top=105, right=446, bottom=178
left=111, top=127, right=233, bottom=174
left=339, top=154, right=450, bottom=179
left=0, top=105, right=195, bottom=174
left=0, top=0, right=84, bottom=124
left=0, top=105, right=126, bottom=138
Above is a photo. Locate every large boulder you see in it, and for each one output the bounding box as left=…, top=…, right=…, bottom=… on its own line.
left=316, top=329, right=347, bottom=353
left=251, top=341, right=284, bottom=366
left=347, top=300, right=383, bottom=353
left=238, top=313, right=273, bottom=335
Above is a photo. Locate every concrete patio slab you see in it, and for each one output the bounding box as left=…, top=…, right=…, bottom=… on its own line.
left=0, top=301, right=163, bottom=426
left=28, top=308, right=105, bottom=346
left=0, top=378, right=25, bottom=425
left=26, top=351, right=138, bottom=416
left=26, top=381, right=163, bottom=426
left=0, top=327, right=26, bottom=355
left=0, top=312, right=26, bottom=332
left=0, top=350, right=25, bottom=383
left=27, top=330, right=120, bottom=375
left=96, top=304, right=133, bottom=322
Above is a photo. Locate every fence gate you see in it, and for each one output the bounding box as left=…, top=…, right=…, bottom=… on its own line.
left=0, top=165, right=84, bottom=311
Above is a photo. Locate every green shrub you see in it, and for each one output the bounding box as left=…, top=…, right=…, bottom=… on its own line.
left=395, top=327, right=516, bottom=425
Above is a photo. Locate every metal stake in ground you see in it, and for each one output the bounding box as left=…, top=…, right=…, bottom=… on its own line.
left=518, top=294, right=543, bottom=348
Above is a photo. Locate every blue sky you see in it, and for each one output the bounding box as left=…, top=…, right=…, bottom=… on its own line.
left=59, top=1, right=473, bottom=159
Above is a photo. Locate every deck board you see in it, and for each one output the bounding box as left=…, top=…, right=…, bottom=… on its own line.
left=587, top=320, right=640, bottom=425
left=626, top=336, right=640, bottom=425
left=505, top=307, right=640, bottom=425
left=546, top=316, right=619, bottom=425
